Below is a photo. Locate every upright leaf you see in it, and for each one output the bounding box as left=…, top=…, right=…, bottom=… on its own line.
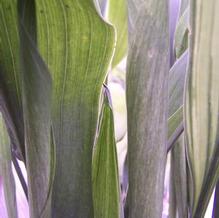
left=126, top=1, right=169, bottom=217
left=92, top=87, right=120, bottom=218
left=108, top=0, right=128, bottom=67
left=0, top=0, right=25, bottom=161
left=174, top=7, right=189, bottom=59
left=170, top=135, right=188, bottom=218
left=17, top=1, right=55, bottom=216
left=35, top=1, right=115, bottom=216
left=0, top=113, right=17, bottom=218
left=185, top=0, right=219, bottom=216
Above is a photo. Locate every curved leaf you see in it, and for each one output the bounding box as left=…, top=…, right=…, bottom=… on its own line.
left=0, top=0, right=25, bottom=161
left=18, top=16, right=54, bottom=217
left=168, top=50, right=188, bottom=138
left=185, top=0, right=219, bottom=216
left=34, top=1, right=115, bottom=216
left=174, top=7, right=189, bottom=59
left=92, top=87, right=120, bottom=218
left=126, top=1, right=169, bottom=217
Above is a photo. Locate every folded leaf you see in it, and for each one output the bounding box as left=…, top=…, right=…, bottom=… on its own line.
left=126, top=1, right=169, bottom=217
left=0, top=113, right=17, bottom=218
left=185, top=0, right=219, bottom=216
left=92, top=87, right=120, bottom=218
left=34, top=1, right=115, bottom=216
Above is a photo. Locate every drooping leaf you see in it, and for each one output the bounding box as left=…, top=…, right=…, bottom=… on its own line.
left=185, top=0, right=219, bottom=216
left=174, top=7, right=189, bottom=59
left=108, top=0, right=128, bottom=67
left=0, top=0, right=25, bottom=161
left=34, top=1, right=115, bottom=217
left=126, top=1, right=169, bottom=217
left=92, top=87, right=120, bottom=218
left=0, top=113, right=17, bottom=218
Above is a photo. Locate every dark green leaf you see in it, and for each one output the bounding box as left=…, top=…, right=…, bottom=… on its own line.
left=0, top=0, right=25, bottom=161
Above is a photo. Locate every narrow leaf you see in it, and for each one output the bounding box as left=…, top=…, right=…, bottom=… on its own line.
left=168, top=50, right=188, bottom=138
left=126, top=1, right=169, bottom=217
left=108, top=0, right=128, bottom=67
left=174, top=7, right=189, bottom=59
left=185, top=0, right=219, bottom=216
left=0, top=113, right=17, bottom=218
left=92, top=87, right=120, bottom=218
left=170, top=135, right=188, bottom=218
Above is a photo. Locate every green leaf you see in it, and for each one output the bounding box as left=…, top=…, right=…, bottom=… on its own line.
left=34, top=1, right=115, bottom=216
left=170, top=135, right=188, bottom=218
left=174, top=7, right=189, bottom=59
left=185, top=0, right=219, bottom=216
left=0, top=0, right=25, bottom=161
left=168, top=50, right=188, bottom=138
left=108, top=0, right=128, bottom=67
left=92, top=87, right=120, bottom=218
left=0, top=113, right=17, bottom=218
left=18, top=13, right=55, bottom=217
left=126, top=1, right=169, bottom=217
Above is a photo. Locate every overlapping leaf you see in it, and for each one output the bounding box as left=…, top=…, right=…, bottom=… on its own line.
left=174, top=7, right=189, bottom=59
left=0, top=113, right=17, bottom=218
left=169, top=135, right=187, bottom=218
left=0, top=0, right=25, bottom=161
left=92, top=87, right=120, bottom=218
left=126, top=1, right=169, bottom=217
left=34, top=1, right=115, bottom=216
left=185, top=0, right=219, bottom=216
left=168, top=50, right=188, bottom=138
left=18, top=22, right=54, bottom=217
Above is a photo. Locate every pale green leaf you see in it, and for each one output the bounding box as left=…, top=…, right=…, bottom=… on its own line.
left=92, top=87, right=120, bottom=218
left=126, top=1, right=169, bottom=217
left=185, top=0, right=219, bottom=216
left=108, top=0, right=127, bottom=67
left=34, top=1, right=115, bottom=216
left=168, top=51, right=188, bottom=138
left=174, top=7, right=189, bottom=59
left=0, top=113, right=17, bottom=218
